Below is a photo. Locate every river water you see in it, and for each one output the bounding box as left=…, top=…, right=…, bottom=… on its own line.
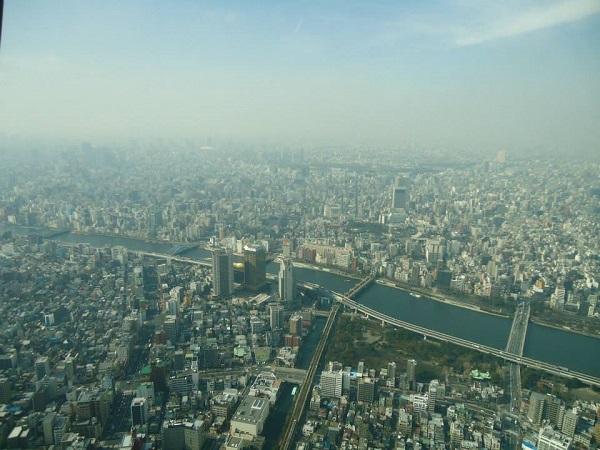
left=262, top=381, right=298, bottom=450
left=3, top=226, right=598, bottom=377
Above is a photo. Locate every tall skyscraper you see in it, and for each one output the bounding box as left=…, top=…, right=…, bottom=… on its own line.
left=244, top=245, right=266, bottom=292
left=35, top=357, right=50, bottom=381
left=278, top=258, right=295, bottom=304
left=269, top=304, right=284, bottom=330
left=406, top=359, right=417, bottom=390
left=131, top=397, right=147, bottom=426
left=212, top=248, right=233, bottom=298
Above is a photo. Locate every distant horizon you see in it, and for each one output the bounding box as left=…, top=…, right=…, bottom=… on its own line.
left=1, top=1, right=600, bottom=154
left=2, top=134, right=599, bottom=164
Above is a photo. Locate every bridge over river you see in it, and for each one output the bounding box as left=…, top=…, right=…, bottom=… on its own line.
left=331, top=285, right=600, bottom=387
left=506, top=302, right=530, bottom=412
left=19, top=227, right=597, bottom=379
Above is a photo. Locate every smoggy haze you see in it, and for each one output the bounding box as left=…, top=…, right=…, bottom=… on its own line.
left=1, top=0, right=600, bottom=153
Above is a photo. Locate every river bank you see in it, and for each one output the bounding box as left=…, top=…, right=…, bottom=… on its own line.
left=529, top=318, right=600, bottom=340
left=70, top=230, right=204, bottom=247
left=291, top=261, right=363, bottom=282
left=376, top=279, right=511, bottom=319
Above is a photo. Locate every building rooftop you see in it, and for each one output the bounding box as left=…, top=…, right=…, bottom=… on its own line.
left=232, top=395, right=269, bottom=425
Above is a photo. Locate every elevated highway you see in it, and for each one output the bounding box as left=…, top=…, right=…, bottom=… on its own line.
left=135, top=251, right=211, bottom=267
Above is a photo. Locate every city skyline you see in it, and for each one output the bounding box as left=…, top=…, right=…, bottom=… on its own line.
left=1, top=2, right=600, bottom=449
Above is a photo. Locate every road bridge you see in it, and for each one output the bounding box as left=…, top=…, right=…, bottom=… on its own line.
left=333, top=292, right=600, bottom=387
left=506, top=302, right=530, bottom=413
left=506, top=302, right=530, bottom=356
left=344, top=275, right=374, bottom=299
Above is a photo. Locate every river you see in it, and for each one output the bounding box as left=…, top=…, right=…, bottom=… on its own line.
left=3, top=226, right=599, bottom=377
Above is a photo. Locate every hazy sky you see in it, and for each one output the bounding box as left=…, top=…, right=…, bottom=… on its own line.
left=1, top=0, right=599, bottom=153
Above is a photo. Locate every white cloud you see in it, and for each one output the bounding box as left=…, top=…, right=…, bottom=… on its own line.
left=455, top=0, right=600, bottom=46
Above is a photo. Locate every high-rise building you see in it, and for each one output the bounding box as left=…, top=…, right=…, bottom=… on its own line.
left=320, top=370, right=343, bottom=398
left=0, top=378, right=12, bottom=404
left=244, top=245, right=266, bottom=292
left=167, top=298, right=179, bottom=317
left=164, top=315, right=179, bottom=344
left=282, top=238, right=295, bottom=258
left=411, top=393, right=429, bottom=414
left=342, top=367, right=351, bottom=393
left=212, top=248, right=233, bottom=298
left=278, top=258, right=295, bottom=304
left=406, top=359, right=417, bottom=390
left=162, top=420, right=207, bottom=450
left=528, top=392, right=546, bottom=425
left=289, top=314, right=302, bottom=336
left=550, top=282, right=566, bottom=310
left=450, top=421, right=464, bottom=445
left=147, top=208, right=163, bottom=237
left=131, top=397, right=147, bottom=426
left=269, top=304, right=284, bottom=330
left=35, top=357, right=50, bottom=380
left=392, top=185, right=408, bottom=210
left=496, top=150, right=507, bottom=164
left=544, top=394, right=565, bottom=427
left=52, top=415, right=68, bottom=446
left=162, top=422, right=185, bottom=450
left=561, top=409, right=578, bottom=437
left=142, top=265, right=159, bottom=297
left=137, top=382, right=155, bottom=408
left=426, top=239, right=444, bottom=264
left=357, top=378, right=375, bottom=403
left=184, top=421, right=207, bottom=450
left=387, top=362, right=397, bottom=383
left=427, top=384, right=437, bottom=412
left=398, top=409, right=413, bottom=435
